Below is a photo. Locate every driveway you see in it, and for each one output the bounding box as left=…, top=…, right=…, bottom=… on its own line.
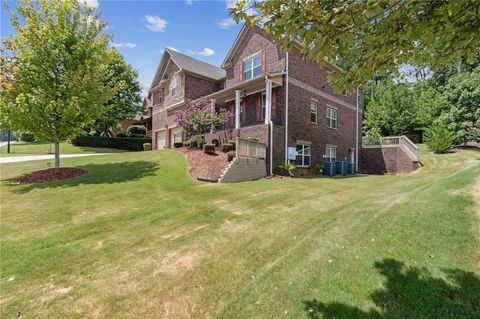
left=0, top=153, right=106, bottom=164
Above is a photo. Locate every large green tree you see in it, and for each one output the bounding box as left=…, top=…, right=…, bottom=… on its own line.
left=231, top=0, right=480, bottom=90
left=93, top=49, right=142, bottom=137
left=441, top=67, right=480, bottom=144
left=0, top=0, right=112, bottom=167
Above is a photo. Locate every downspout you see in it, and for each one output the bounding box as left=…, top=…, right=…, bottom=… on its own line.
left=355, top=86, right=360, bottom=171
left=284, top=52, right=289, bottom=164
left=265, top=76, right=274, bottom=175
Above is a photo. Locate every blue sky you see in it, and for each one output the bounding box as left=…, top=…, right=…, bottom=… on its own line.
left=1, top=0, right=243, bottom=96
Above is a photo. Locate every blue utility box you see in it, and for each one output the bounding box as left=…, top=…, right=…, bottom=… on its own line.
left=323, top=161, right=336, bottom=176
left=336, top=161, right=347, bottom=175
left=347, top=163, right=356, bottom=175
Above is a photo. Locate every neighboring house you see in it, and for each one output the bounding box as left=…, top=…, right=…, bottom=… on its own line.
left=120, top=102, right=153, bottom=135
left=147, top=25, right=363, bottom=175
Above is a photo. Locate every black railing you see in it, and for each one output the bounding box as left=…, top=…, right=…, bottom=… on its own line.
left=219, top=109, right=283, bottom=131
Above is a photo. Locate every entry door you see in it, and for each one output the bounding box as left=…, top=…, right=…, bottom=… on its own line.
left=156, top=131, right=166, bottom=149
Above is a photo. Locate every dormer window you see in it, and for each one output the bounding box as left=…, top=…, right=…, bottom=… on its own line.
left=170, top=78, right=177, bottom=96
left=243, top=53, right=261, bottom=81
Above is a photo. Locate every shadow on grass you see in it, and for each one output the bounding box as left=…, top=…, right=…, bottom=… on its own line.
left=303, top=258, right=480, bottom=319
left=11, top=161, right=159, bottom=194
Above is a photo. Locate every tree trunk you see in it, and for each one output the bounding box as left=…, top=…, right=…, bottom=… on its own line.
left=54, top=141, right=60, bottom=168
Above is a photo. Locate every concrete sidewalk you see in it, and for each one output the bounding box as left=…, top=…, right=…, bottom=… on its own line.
left=0, top=153, right=106, bottom=164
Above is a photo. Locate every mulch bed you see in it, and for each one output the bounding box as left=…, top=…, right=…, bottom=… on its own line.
left=177, top=147, right=229, bottom=182
left=11, top=168, right=88, bottom=184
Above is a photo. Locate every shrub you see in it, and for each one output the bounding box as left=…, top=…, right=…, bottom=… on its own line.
left=190, top=140, right=198, bottom=148
left=71, top=136, right=151, bottom=151
left=227, top=151, right=236, bottom=162
left=203, top=143, right=215, bottom=154
left=116, top=131, right=128, bottom=137
left=183, top=141, right=191, bottom=147
left=211, top=139, right=220, bottom=147
left=278, top=162, right=296, bottom=177
left=424, top=123, right=454, bottom=154
left=221, top=143, right=234, bottom=153
left=197, top=140, right=206, bottom=148
left=143, top=143, right=152, bottom=151
left=20, top=132, right=35, bottom=142
left=312, top=163, right=324, bottom=175
left=174, top=141, right=184, bottom=148
left=129, top=133, right=150, bottom=138
left=126, top=125, right=147, bottom=136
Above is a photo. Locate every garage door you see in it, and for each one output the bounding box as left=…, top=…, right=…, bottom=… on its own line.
left=156, top=131, right=166, bottom=149
left=170, top=127, right=183, bottom=146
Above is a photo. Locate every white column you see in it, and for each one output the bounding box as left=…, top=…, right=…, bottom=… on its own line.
left=210, top=99, right=215, bottom=133
left=235, top=89, right=241, bottom=129
left=264, top=78, right=272, bottom=125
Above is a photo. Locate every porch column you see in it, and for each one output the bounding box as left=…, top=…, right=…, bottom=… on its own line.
left=264, top=78, right=272, bottom=125
left=210, top=99, right=215, bottom=133
left=235, top=89, right=241, bottom=129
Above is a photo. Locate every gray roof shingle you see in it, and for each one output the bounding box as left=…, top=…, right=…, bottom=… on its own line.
left=166, top=48, right=226, bottom=81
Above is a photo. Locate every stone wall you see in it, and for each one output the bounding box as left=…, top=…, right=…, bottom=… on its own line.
left=360, top=146, right=420, bottom=174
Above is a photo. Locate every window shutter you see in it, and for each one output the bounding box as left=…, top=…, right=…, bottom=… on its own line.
left=261, top=50, right=266, bottom=73
left=239, top=62, right=243, bottom=82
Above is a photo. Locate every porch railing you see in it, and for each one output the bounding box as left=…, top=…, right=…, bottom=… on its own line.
left=236, top=137, right=267, bottom=160
left=220, top=109, right=283, bottom=131
left=363, top=135, right=419, bottom=161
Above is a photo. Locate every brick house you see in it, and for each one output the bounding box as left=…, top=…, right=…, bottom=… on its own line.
left=147, top=25, right=363, bottom=175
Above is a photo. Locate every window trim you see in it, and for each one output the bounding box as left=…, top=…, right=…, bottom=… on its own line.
left=243, top=52, right=262, bottom=81
left=325, top=145, right=337, bottom=163
left=310, top=100, right=318, bottom=124
left=326, top=106, right=337, bottom=129
left=295, top=143, right=311, bottom=168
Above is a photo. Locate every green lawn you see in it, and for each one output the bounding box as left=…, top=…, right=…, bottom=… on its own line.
left=1, top=146, right=479, bottom=318
left=0, top=141, right=126, bottom=157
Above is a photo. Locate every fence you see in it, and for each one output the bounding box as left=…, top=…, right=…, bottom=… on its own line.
left=362, top=135, right=419, bottom=161
left=236, top=137, right=267, bottom=160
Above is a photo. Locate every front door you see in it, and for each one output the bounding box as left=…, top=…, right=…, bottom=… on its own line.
left=156, top=131, right=166, bottom=149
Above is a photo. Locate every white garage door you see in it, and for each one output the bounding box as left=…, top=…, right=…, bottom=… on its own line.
left=170, top=127, right=183, bottom=146
left=156, top=131, right=166, bottom=149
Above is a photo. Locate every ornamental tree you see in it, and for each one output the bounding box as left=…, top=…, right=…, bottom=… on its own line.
left=231, top=0, right=480, bottom=91
left=0, top=0, right=113, bottom=168
left=173, top=99, right=233, bottom=139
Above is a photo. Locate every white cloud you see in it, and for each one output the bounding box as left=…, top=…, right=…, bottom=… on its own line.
left=186, top=0, right=193, bottom=5
left=145, top=15, right=168, bottom=32
left=79, top=0, right=99, bottom=8
left=111, top=42, right=137, bottom=49
left=190, top=48, right=215, bottom=56
left=217, top=17, right=237, bottom=30
left=167, top=46, right=180, bottom=52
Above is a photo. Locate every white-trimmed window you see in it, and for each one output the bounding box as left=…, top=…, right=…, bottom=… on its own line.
left=261, top=93, right=266, bottom=120
left=170, top=78, right=177, bottom=96
left=243, top=54, right=261, bottom=81
left=326, top=107, right=337, bottom=128
left=325, top=146, right=336, bottom=162
left=295, top=144, right=311, bottom=167
left=310, top=101, right=318, bottom=123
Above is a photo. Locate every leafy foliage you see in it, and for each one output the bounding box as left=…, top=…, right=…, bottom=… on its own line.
left=231, top=0, right=480, bottom=91
left=278, top=162, right=296, bottom=177
left=92, top=49, right=142, bottom=136
left=0, top=0, right=112, bottom=167
left=173, top=98, right=233, bottom=138
left=71, top=135, right=151, bottom=151
left=126, top=125, right=147, bottom=136
left=424, top=123, right=454, bottom=154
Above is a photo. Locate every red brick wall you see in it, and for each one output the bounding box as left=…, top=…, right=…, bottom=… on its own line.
left=184, top=74, right=222, bottom=101
left=224, top=26, right=286, bottom=89
left=360, top=147, right=420, bottom=174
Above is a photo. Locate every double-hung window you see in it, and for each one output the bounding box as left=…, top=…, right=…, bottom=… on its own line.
left=243, top=54, right=261, bottom=81
left=325, top=146, right=336, bottom=162
left=295, top=144, right=311, bottom=167
left=170, top=78, right=177, bottom=97
left=310, top=101, right=318, bottom=123
left=261, top=93, right=266, bottom=120
left=326, top=107, right=337, bottom=128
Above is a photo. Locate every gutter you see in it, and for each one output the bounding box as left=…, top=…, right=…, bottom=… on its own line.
left=355, top=86, right=360, bottom=171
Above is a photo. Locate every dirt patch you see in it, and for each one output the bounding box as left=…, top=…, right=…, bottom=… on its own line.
left=11, top=168, right=88, bottom=184
left=177, top=147, right=229, bottom=181
left=154, top=251, right=202, bottom=275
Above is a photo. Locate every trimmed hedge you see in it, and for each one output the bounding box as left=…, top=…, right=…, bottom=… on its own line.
left=203, top=143, right=215, bottom=154
left=143, top=143, right=152, bottom=151
left=221, top=143, right=235, bottom=153
left=174, top=142, right=183, bottom=148
left=72, top=135, right=152, bottom=151
left=20, top=133, right=35, bottom=142
left=126, top=125, right=147, bottom=135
